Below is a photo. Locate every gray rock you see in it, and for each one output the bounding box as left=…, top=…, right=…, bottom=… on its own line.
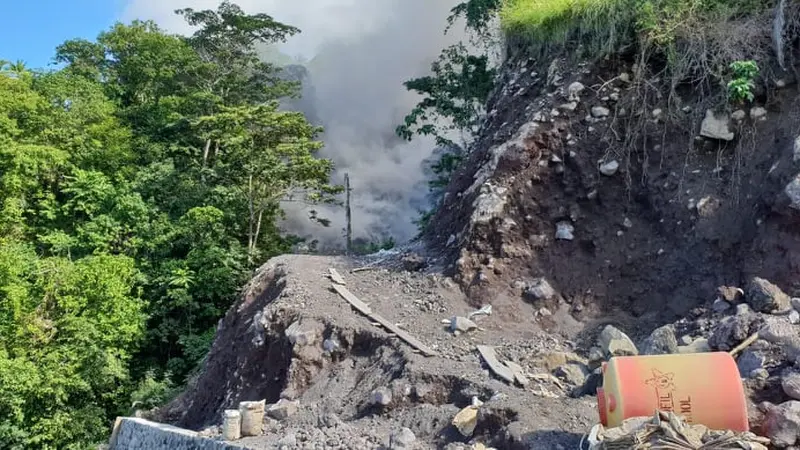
left=598, top=325, right=638, bottom=357
left=785, top=174, right=800, bottom=211
left=700, top=109, right=734, bottom=141
left=401, top=253, right=426, bottom=272
left=567, top=81, right=585, bottom=101
left=267, top=399, right=299, bottom=420
left=731, top=109, right=746, bottom=121
left=784, top=372, right=800, bottom=400
left=678, top=338, right=712, bottom=354
left=387, top=427, right=416, bottom=450
left=323, top=338, right=339, bottom=352
left=450, top=316, right=478, bottom=333
left=736, top=303, right=752, bottom=316
left=555, top=222, right=574, bottom=240
left=750, top=106, right=767, bottom=120
left=278, top=433, right=297, bottom=448
left=709, top=314, right=760, bottom=351
left=285, top=320, right=320, bottom=346
left=713, top=298, right=731, bottom=313
left=371, top=387, right=393, bottom=406
left=752, top=368, right=770, bottom=380
left=737, top=349, right=766, bottom=377
left=679, top=335, right=694, bottom=345
left=747, top=277, right=791, bottom=312
left=792, top=297, right=800, bottom=311
left=641, top=325, right=679, bottom=355
left=762, top=401, right=800, bottom=447
left=791, top=310, right=800, bottom=325
left=524, top=278, right=556, bottom=300
left=591, top=106, right=610, bottom=118
left=599, top=160, right=620, bottom=176
left=760, top=317, right=797, bottom=345
left=794, top=136, right=800, bottom=162
left=555, top=363, right=588, bottom=386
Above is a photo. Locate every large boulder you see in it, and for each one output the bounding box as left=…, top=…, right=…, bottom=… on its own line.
left=746, top=278, right=791, bottom=313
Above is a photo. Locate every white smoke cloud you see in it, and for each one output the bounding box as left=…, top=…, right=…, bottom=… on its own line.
left=122, top=0, right=465, bottom=247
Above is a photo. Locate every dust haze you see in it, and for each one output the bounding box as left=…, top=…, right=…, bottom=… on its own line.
left=123, top=0, right=466, bottom=248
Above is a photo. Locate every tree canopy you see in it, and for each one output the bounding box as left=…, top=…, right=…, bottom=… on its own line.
left=0, top=2, right=338, bottom=447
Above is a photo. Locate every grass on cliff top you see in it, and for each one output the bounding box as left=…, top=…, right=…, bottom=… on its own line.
left=499, top=0, right=776, bottom=59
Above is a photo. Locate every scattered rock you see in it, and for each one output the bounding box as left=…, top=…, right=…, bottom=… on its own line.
left=401, top=253, right=427, bottom=272
left=762, top=401, right=800, bottom=448
left=709, top=314, right=760, bottom=351
left=591, top=106, right=610, bottom=118
left=737, top=304, right=752, bottom=316
left=696, top=196, right=721, bottom=217
left=760, top=317, right=797, bottom=345
left=678, top=338, right=712, bottom=354
left=452, top=405, right=479, bottom=437
left=370, top=387, right=394, bottom=407
left=794, top=136, right=800, bottom=162
left=387, top=427, right=416, bottom=450
left=559, top=101, right=578, bottom=111
left=285, top=320, right=321, bottom=346
left=700, top=109, right=734, bottom=141
left=567, top=81, right=585, bottom=101
left=750, top=107, right=767, bottom=121
left=747, top=277, right=791, bottom=313
left=783, top=372, right=800, bottom=400
left=598, top=325, right=638, bottom=357
left=267, top=399, right=299, bottom=420
left=792, top=298, right=800, bottom=311
left=737, top=349, right=766, bottom=377
left=278, top=433, right=297, bottom=448
left=718, top=286, right=745, bottom=303
left=651, top=108, right=663, bottom=120
left=641, top=325, right=679, bottom=355
left=524, top=278, right=556, bottom=300
left=555, top=222, right=575, bottom=240
left=785, top=174, right=800, bottom=211
left=554, top=363, right=588, bottom=386
left=790, top=310, right=800, bottom=325
left=732, top=110, right=746, bottom=121
left=450, top=316, right=478, bottom=334
left=599, top=160, right=620, bottom=176
left=713, top=299, right=731, bottom=313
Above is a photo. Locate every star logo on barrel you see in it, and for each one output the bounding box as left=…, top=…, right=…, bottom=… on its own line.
left=645, top=369, right=675, bottom=392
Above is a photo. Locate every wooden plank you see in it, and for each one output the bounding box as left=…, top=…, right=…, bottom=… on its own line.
left=328, top=268, right=346, bottom=285
left=476, top=345, right=515, bottom=384
left=331, top=283, right=438, bottom=357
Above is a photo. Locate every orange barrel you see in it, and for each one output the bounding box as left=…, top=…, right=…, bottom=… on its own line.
left=596, top=352, right=749, bottom=431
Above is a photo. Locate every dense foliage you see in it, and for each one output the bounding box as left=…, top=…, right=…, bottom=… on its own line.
left=0, top=2, right=338, bottom=448
left=398, top=0, right=500, bottom=231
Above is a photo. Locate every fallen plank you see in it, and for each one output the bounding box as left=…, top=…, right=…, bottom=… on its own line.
left=331, top=283, right=372, bottom=315
left=331, top=283, right=438, bottom=357
left=476, top=345, right=515, bottom=384
left=328, top=268, right=346, bottom=285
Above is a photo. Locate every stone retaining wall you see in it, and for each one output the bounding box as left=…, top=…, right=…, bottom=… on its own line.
left=108, top=417, right=249, bottom=450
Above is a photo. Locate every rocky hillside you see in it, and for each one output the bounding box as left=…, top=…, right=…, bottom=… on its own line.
left=153, top=5, right=800, bottom=448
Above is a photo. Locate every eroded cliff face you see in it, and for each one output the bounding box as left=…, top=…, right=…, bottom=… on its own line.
left=424, top=52, right=800, bottom=334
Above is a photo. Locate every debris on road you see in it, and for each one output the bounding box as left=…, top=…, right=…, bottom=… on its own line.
left=587, top=411, right=771, bottom=449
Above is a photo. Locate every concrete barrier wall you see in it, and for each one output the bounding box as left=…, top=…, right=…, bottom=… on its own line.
left=109, top=417, right=249, bottom=450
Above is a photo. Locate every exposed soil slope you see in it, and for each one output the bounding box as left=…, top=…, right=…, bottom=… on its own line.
left=425, top=53, right=800, bottom=340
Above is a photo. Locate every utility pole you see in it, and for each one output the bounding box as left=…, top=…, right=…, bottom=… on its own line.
left=344, top=173, right=352, bottom=255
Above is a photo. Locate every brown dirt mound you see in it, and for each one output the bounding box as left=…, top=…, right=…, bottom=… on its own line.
left=158, top=254, right=598, bottom=449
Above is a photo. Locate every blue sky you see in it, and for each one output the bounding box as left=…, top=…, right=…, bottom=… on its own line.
left=0, top=0, right=127, bottom=69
